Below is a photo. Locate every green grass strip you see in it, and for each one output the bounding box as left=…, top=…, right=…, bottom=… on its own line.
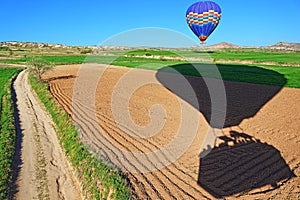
left=0, top=68, right=21, bottom=111
left=29, top=75, right=131, bottom=200
left=0, top=68, right=21, bottom=199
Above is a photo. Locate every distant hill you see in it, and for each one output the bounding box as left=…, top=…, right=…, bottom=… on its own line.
left=1, top=41, right=300, bottom=51
left=207, top=42, right=240, bottom=49
left=0, top=41, right=71, bottom=49
left=207, top=42, right=300, bottom=51
left=268, top=42, right=300, bottom=51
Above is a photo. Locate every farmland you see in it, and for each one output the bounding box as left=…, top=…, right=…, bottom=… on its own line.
left=43, top=63, right=300, bottom=199
left=0, top=42, right=300, bottom=199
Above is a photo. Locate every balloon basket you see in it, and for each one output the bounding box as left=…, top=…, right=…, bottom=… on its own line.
left=200, top=42, right=206, bottom=49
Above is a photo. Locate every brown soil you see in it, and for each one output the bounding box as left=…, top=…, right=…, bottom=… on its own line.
left=44, top=64, right=300, bottom=200
left=13, top=70, right=83, bottom=200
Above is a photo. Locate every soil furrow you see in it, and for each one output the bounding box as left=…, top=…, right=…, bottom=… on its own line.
left=51, top=81, right=206, bottom=199
left=52, top=81, right=204, bottom=183
left=44, top=64, right=300, bottom=200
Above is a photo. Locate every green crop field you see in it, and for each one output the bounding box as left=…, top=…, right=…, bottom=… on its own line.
left=209, top=50, right=300, bottom=65
left=123, top=49, right=300, bottom=65
left=1, top=48, right=299, bottom=88
left=0, top=68, right=21, bottom=199
left=126, top=49, right=179, bottom=57
left=2, top=48, right=300, bottom=65
left=111, top=60, right=300, bottom=88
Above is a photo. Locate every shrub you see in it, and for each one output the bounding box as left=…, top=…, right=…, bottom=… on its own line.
left=80, top=48, right=93, bottom=54
left=0, top=47, right=10, bottom=51
left=27, top=57, right=54, bottom=82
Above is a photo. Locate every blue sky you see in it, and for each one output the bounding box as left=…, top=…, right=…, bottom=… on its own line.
left=1, top=0, right=299, bottom=47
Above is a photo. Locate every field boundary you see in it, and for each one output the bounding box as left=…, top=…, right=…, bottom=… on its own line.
left=0, top=63, right=26, bottom=68
left=28, top=73, right=132, bottom=200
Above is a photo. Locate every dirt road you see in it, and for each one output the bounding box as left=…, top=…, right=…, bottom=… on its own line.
left=13, top=70, right=82, bottom=200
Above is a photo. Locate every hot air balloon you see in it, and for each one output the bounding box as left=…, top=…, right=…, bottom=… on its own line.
left=186, top=1, right=222, bottom=44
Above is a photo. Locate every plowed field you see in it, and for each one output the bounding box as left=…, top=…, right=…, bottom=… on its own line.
left=44, top=64, right=300, bottom=200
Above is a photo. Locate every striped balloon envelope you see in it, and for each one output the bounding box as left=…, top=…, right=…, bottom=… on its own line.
left=186, top=1, right=222, bottom=43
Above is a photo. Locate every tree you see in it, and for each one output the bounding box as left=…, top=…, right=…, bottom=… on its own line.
left=27, top=57, right=54, bottom=82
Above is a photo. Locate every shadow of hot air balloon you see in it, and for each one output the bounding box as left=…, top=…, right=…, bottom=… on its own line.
left=156, top=62, right=287, bottom=128
left=155, top=62, right=295, bottom=197
left=198, top=131, right=296, bottom=198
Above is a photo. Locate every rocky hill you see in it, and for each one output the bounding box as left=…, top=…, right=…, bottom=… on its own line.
left=268, top=42, right=300, bottom=51
left=0, top=41, right=72, bottom=49
left=207, top=42, right=300, bottom=51
left=207, top=42, right=240, bottom=49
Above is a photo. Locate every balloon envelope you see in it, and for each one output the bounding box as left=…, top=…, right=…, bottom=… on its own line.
left=186, top=1, right=222, bottom=43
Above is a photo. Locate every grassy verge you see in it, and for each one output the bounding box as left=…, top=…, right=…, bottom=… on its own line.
left=28, top=75, right=131, bottom=200
left=0, top=69, right=21, bottom=107
left=0, top=68, right=21, bottom=199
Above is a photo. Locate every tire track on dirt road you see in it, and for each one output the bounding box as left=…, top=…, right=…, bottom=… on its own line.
left=13, top=70, right=83, bottom=200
